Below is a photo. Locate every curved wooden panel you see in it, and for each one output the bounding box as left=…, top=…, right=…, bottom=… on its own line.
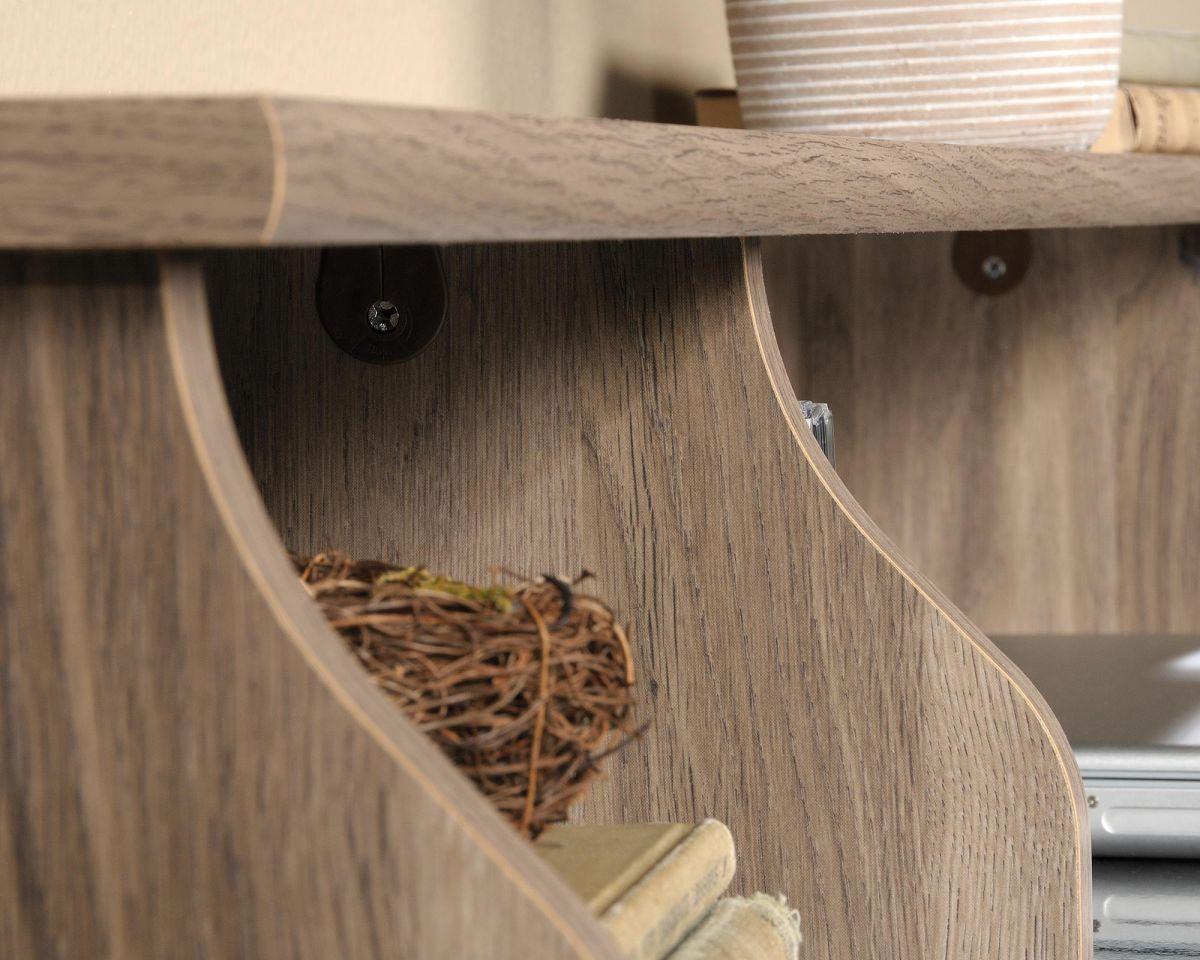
left=210, top=238, right=1091, bottom=959
left=0, top=252, right=617, bottom=959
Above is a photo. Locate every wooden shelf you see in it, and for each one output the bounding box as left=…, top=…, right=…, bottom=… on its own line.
left=4, top=96, right=1200, bottom=249
left=2, top=93, right=1106, bottom=960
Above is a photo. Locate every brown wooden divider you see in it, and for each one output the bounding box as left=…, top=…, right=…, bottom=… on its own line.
left=207, top=238, right=1091, bottom=960
left=0, top=252, right=617, bottom=960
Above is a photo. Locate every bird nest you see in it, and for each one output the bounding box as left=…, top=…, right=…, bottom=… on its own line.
left=296, top=552, right=639, bottom=837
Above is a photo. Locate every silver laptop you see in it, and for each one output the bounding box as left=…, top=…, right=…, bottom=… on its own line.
left=1092, top=859, right=1200, bottom=956
left=993, top=634, right=1200, bottom=859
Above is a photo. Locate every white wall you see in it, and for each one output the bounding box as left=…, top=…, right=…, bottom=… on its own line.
left=0, top=0, right=735, bottom=121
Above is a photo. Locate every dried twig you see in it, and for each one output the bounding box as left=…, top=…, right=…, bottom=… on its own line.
left=295, top=551, right=639, bottom=837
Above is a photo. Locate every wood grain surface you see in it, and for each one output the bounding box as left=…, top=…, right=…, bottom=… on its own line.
left=5, top=96, right=1200, bottom=249
left=0, top=253, right=619, bottom=960
left=765, top=226, right=1200, bottom=635
left=0, top=99, right=276, bottom=248
left=208, top=239, right=1091, bottom=960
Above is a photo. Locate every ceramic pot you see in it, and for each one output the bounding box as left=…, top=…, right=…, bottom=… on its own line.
left=725, top=0, right=1123, bottom=148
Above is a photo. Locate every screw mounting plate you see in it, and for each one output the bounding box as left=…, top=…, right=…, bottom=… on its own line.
left=317, top=246, right=446, bottom=364
left=952, top=230, right=1032, bottom=296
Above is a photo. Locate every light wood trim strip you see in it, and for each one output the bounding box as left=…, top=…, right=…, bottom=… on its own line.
left=256, top=97, right=288, bottom=245
left=3, top=96, right=1200, bottom=248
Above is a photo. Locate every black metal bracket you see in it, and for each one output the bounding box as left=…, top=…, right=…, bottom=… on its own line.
left=317, top=246, right=447, bottom=364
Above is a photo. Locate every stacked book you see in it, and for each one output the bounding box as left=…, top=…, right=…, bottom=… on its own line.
left=1093, top=7, right=1200, bottom=154
left=536, top=820, right=801, bottom=960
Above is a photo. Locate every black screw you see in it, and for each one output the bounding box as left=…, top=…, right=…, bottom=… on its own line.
left=952, top=231, right=1030, bottom=295
left=367, top=300, right=402, bottom=333
left=981, top=255, right=1008, bottom=281
left=318, top=245, right=446, bottom=365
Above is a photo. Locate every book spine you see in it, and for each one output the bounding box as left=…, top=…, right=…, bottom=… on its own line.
left=1125, top=84, right=1200, bottom=153
left=1090, top=88, right=1138, bottom=153
left=694, top=90, right=744, bottom=131
left=602, top=819, right=736, bottom=960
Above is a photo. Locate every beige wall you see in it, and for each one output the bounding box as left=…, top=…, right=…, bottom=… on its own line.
left=0, top=0, right=734, bottom=121
left=1125, top=0, right=1199, bottom=32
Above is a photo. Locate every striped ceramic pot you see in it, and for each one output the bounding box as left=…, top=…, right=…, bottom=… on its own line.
left=725, top=0, right=1123, bottom=148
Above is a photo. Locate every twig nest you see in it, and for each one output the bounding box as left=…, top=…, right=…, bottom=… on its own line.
left=296, top=552, right=639, bottom=836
